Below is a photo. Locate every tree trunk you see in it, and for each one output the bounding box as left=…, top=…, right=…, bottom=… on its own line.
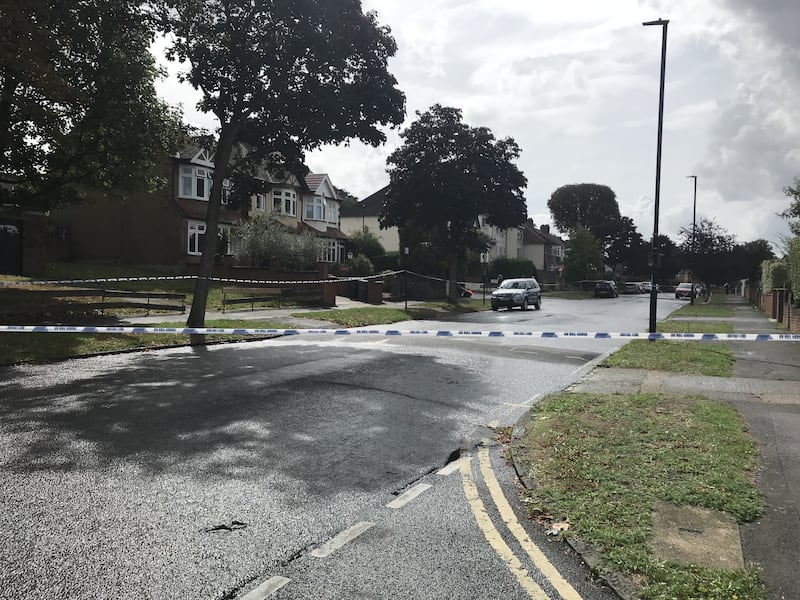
left=187, top=122, right=240, bottom=337
left=447, top=248, right=459, bottom=304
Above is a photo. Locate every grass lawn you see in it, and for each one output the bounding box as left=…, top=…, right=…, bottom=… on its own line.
left=292, top=301, right=483, bottom=327
left=0, top=319, right=290, bottom=366
left=519, top=391, right=764, bottom=600
left=602, top=339, right=734, bottom=377
left=671, top=303, right=734, bottom=318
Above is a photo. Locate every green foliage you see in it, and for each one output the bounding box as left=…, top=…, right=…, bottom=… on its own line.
left=563, top=226, right=605, bottom=282
left=349, top=254, right=374, bottom=277
left=489, top=258, right=538, bottom=280
left=161, top=0, right=406, bottom=323
left=381, top=104, right=527, bottom=302
left=234, top=213, right=322, bottom=270
left=547, top=183, right=621, bottom=234
left=0, top=0, right=185, bottom=210
left=678, top=218, right=737, bottom=284
left=787, top=237, right=800, bottom=299
left=760, top=259, right=788, bottom=292
left=347, top=228, right=385, bottom=266
left=779, top=177, right=800, bottom=235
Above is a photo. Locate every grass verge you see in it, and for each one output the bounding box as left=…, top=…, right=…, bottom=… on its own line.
left=602, top=340, right=734, bottom=377
left=519, top=391, right=764, bottom=600
left=0, top=319, right=289, bottom=366
left=671, top=303, right=734, bottom=318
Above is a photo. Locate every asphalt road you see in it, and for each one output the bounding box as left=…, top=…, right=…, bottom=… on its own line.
left=0, top=294, right=678, bottom=599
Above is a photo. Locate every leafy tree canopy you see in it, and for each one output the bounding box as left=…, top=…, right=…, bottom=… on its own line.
left=160, top=0, right=406, bottom=325
left=779, top=177, right=800, bottom=235
left=381, top=104, right=527, bottom=302
left=547, top=183, right=622, bottom=237
left=0, top=0, right=185, bottom=210
left=563, top=226, right=605, bottom=283
left=347, top=228, right=384, bottom=264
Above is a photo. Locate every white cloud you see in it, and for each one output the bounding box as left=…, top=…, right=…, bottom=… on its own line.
left=151, top=0, right=800, bottom=246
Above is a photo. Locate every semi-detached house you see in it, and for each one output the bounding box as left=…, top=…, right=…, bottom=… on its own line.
left=54, top=145, right=348, bottom=269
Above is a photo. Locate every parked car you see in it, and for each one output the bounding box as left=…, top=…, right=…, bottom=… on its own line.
left=675, top=282, right=698, bottom=299
left=594, top=280, right=618, bottom=298
left=621, top=282, right=640, bottom=294
left=491, top=277, right=542, bottom=311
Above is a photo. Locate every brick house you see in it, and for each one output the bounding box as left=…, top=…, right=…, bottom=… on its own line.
left=53, top=146, right=348, bottom=269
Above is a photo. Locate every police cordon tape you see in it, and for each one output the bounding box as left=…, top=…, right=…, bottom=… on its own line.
left=0, top=272, right=400, bottom=287
left=2, top=325, right=800, bottom=341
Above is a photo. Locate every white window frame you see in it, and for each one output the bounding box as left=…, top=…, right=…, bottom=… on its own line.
left=305, top=196, right=326, bottom=221
left=319, top=239, right=343, bottom=263
left=187, top=220, right=206, bottom=255
left=254, top=193, right=267, bottom=211
left=272, top=188, right=297, bottom=217
left=326, top=201, right=339, bottom=225
left=179, top=166, right=213, bottom=201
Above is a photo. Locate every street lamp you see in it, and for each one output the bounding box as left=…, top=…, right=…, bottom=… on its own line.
left=687, top=175, right=697, bottom=306
left=643, top=18, right=669, bottom=334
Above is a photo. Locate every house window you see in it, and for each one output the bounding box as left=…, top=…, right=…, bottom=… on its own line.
left=255, top=193, right=267, bottom=211
left=305, top=196, right=326, bottom=221
left=326, top=202, right=339, bottom=225
left=272, top=188, right=297, bottom=216
left=180, top=166, right=212, bottom=200
left=187, top=221, right=206, bottom=255
left=319, top=239, right=343, bottom=263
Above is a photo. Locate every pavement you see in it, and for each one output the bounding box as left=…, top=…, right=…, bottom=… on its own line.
left=513, top=295, right=800, bottom=600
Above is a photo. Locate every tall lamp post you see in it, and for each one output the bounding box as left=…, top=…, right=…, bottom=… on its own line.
left=643, top=18, right=669, bottom=334
left=687, top=175, right=697, bottom=306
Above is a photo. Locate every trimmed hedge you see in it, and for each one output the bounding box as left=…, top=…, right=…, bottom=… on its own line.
left=761, top=259, right=788, bottom=292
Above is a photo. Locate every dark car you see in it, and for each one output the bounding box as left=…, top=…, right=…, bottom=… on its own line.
left=621, top=282, right=640, bottom=294
left=491, top=277, right=542, bottom=311
left=594, top=280, right=618, bottom=298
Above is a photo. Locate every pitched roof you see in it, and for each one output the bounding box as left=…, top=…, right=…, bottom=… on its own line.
left=340, top=185, right=388, bottom=218
left=521, top=220, right=564, bottom=246
left=304, top=173, right=329, bottom=195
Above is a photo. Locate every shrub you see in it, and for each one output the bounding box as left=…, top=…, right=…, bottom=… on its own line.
left=761, top=259, right=788, bottom=292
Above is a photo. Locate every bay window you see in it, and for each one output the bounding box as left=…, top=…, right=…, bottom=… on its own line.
left=272, top=188, right=297, bottom=216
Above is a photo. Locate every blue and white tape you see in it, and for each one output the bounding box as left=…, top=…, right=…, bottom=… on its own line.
left=1, top=325, right=799, bottom=341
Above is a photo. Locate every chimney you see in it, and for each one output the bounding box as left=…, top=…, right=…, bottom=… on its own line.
left=541, top=224, right=550, bottom=234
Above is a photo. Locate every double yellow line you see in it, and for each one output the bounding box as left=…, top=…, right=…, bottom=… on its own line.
left=460, top=439, right=583, bottom=600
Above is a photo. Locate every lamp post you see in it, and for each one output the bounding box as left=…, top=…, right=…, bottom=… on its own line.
left=643, top=18, right=669, bottom=334
left=687, top=175, right=697, bottom=306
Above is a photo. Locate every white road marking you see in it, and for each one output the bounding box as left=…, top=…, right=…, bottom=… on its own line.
left=437, top=458, right=464, bottom=476
left=310, top=521, right=375, bottom=558
left=240, top=576, right=291, bottom=599
left=386, top=482, right=432, bottom=509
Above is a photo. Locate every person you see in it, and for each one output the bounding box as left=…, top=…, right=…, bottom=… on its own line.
left=724, top=282, right=729, bottom=295
left=497, top=274, right=504, bottom=287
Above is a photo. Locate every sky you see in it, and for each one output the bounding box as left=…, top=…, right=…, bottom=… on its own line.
left=154, top=0, right=800, bottom=249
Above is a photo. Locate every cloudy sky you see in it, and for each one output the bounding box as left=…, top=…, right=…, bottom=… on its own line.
left=155, top=0, right=800, bottom=248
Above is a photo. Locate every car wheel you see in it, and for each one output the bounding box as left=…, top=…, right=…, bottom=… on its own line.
left=491, top=304, right=498, bottom=311
left=521, top=298, right=528, bottom=310
left=534, top=298, right=541, bottom=310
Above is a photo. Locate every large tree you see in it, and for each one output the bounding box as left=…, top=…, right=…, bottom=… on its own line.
left=678, top=218, right=736, bottom=284
left=0, top=0, right=184, bottom=210
left=562, top=226, right=605, bottom=282
left=547, top=183, right=623, bottom=239
left=381, top=104, right=527, bottom=303
left=161, top=0, right=406, bottom=327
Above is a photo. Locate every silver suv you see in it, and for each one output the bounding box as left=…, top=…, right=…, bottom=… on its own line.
left=491, top=278, right=542, bottom=311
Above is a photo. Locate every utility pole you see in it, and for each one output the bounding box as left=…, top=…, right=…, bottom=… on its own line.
left=687, top=175, right=697, bottom=306
left=643, top=18, right=669, bottom=334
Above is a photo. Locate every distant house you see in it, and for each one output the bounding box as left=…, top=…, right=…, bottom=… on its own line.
left=339, top=185, right=399, bottom=252
left=339, top=186, right=564, bottom=278
left=53, top=146, right=348, bottom=269
left=520, top=220, right=565, bottom=281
